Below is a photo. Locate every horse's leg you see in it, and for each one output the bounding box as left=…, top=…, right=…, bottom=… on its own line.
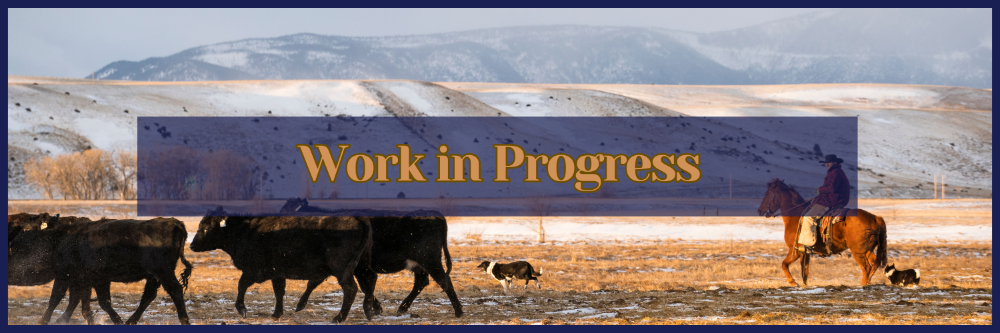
left=801, top=253, right=811, bottom=286
left=851, top=248, right=872, bottom=286
left=865, top=250, right=880, bottom=284
left=780, top=248, right=803, bottom=287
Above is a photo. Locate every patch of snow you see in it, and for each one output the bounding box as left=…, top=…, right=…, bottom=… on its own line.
left=765, top=87, right=937, bottom=104
left=582, top=312, right=617, bottom=319
left=74, top=118, right=133, bottom=150
left=787, top=288, right=827, bottom=294
left=547, top=307, right=598, bottom=315
left=33, top=142, right=64, bottom=155
left=449, top=220, right=990, bottom=242
left=196, top=52, right=249, bottom=69
left=389, top=86, right=434, bottom=114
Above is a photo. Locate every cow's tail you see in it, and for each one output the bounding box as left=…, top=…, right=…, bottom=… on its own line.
left=347, top=218, right=374, bottom=274
left=175, top=225, right=193, bottom=292
left=179, top=250, right=193, bottom=292
left=441, top=219, right=453, bottom=275
left=443, top=242, right=453, bottom=275
left=873, top=216, right=888, bottom=270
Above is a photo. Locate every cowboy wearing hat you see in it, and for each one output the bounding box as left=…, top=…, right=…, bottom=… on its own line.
left=797, top=154, right=851, bottom=253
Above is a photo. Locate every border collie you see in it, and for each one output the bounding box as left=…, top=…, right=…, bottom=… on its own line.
left=884, top=263, right=921, bottom=287
left=477, top=261, right=543, bottom=293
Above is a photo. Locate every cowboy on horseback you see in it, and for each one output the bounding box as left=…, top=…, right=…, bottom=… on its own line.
left=796, top=154, right=851, bottom=253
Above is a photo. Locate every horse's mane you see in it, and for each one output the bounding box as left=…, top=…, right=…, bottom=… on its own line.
left=769, top=179, right=807, bottom=205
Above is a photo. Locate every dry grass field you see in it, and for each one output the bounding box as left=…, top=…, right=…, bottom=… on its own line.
left=7, top=200, right=992, bottom=325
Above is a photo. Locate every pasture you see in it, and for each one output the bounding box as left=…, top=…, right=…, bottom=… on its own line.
left=7, top=199, right=992, bottom=325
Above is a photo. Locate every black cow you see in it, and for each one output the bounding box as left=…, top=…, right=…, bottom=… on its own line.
left=7, top=213, right=102, bottom=324
left=8, top=213, right=94, bottom=245
left=189, top=207, right=377, bottom=323
left=8, top=214, right=193, bottom=325
left=279, top=198, right=462, bottom=318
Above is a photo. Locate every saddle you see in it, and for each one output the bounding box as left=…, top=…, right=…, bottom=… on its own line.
left=798, top=205, right=852, bottom=255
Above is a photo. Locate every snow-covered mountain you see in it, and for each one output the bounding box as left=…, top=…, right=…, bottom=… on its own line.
left=92, top=9, right=992, bottom=88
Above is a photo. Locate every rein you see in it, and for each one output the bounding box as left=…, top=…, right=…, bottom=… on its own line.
left=767, top=188, right=810, bottom=217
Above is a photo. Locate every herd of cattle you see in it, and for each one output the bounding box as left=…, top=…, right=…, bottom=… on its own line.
left=7, top=198, right=463, bottom=325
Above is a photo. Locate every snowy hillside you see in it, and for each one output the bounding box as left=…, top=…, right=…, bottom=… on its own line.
left=8, top=76, right=991, bottom=200
left=90, top=10, right=992, bottom=88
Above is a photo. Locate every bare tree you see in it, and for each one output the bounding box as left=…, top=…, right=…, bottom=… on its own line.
left=24, top=156, right=57, bottom=200
left=113, top=150, right=137, bottom=200
left=527, top=197, right=549, bottom=243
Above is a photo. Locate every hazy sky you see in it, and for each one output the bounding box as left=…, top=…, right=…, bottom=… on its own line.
left=7, top=8, right=822, bottom=78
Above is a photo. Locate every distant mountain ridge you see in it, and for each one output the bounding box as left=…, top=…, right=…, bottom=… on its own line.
left=93, top=9, right=992, bottom=88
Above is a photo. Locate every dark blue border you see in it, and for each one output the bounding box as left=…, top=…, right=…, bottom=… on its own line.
left=6, top=4, right=992, bottom=332
left=4, top=323, right=996, bottom=330
left=4, top=1, right=996, bottom=8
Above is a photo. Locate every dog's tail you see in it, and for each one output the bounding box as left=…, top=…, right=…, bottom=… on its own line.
left=534, top=267, right=543, bottom=277
left=915, top=269, right=920, bottom=279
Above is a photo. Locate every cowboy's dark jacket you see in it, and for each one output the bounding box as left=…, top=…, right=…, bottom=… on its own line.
left=816, top=164, right=851, bottom=208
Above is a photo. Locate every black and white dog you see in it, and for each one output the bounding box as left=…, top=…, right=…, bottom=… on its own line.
left=477, top=261, right=543, bottom=293
left=884, top=263, right=921, bottom=287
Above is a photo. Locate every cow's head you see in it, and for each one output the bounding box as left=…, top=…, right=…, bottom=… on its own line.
left=190, top=206, right=230, bottom=252
left=278, top=198, right=309, bottom=213
left=8, top=213, right=59, bottom=286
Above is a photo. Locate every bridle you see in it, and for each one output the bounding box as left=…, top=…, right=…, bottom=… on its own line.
left=763, top=185, right=810, bottom=218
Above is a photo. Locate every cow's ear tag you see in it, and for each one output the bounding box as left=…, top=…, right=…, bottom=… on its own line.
left=40, top=223, right=48, bottom=230
left=220, top=219, right=227, bottom=228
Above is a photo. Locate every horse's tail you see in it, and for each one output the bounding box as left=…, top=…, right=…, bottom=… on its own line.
left=873, top=216, right=888, bottom=269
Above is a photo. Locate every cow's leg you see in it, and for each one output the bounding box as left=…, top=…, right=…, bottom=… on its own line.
left=154, top=270, right=191, bottom=325
left=353, top=265, right=378, bottom=319
left=424, top=261, right=463, bottom=318
left=56, top=284, right=83, bottom=324
left=93, top=281, right=124, bottom=325
left=271, top=278, right=286, bottom=320
left=780, top=248, right=803, bottom=287
left=398, top=267, right=430, bottom=315
left=235, top=274, right=253, bottom=319
left=40, top=279, right=70, bottom=325
left=124, top=278, right=161, bottom=325
left=295, top=278, right=325, bottom=312
left=801, top=253, right=811, bottom=286
left=64, top=285, right=95, bottom=325
left=331, top=271, right=359, bottom=323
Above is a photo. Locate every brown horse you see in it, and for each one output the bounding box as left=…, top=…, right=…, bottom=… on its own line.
left=758, top=179, right=887, bottom=286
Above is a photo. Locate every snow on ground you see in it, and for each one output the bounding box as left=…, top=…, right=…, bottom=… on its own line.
left=763, top=86, right=938, bottom=105
left=446, top=220, right=991, bottom=243
left=181, top=220, right=990, bottom=245
left=74, top=117, right=134, bottom=150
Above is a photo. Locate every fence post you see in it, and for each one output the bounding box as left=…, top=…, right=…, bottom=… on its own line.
left=942, top=174, right=946, bottom=199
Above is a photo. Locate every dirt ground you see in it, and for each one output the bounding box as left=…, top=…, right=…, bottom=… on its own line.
left=7, top=241, right=991, bottom=325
